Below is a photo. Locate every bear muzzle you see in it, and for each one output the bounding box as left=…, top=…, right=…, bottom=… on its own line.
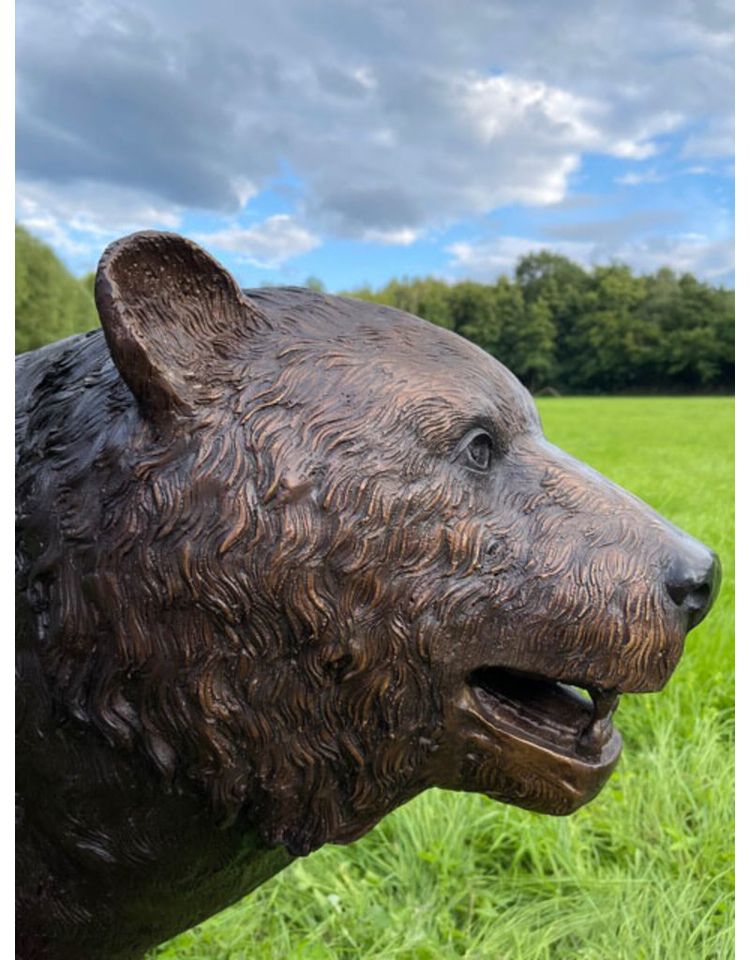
left=430, top=440, right=721, bottom=817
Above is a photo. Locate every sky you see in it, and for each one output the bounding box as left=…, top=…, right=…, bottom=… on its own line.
left=15, top=0, right=734, bottom=291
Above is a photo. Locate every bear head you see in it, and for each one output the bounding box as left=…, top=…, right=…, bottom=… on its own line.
left=42, top=230, right=719, bottom=858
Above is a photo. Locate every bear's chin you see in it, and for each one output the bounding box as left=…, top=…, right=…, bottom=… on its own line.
left=474, top=727, right=623, bottom=817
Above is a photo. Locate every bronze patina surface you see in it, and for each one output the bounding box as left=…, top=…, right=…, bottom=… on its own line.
left=16, top=232, right=720, bottom=960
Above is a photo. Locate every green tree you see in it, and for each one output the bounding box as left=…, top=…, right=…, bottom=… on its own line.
left=664, top=274, right=733, bottom=388
left=80, top=270, right=96, bottom=296
left=498, top=294, right=557, bottom=392
left=635, top=269, right=735, bottom=390
left=343, top=250, right=733, bottom=394
left=348, top=277, right=454, bottom=330
left=515, top=251, right=590, bottom=316
left=711, top=286, right=735, bottom=389
left=560, top=265, right=653, bottom=392
left=409, top=278, right=454, bottom=330
left=448, top=282, right=501, bottom=355
left=16, top=225, right=99, bottom=353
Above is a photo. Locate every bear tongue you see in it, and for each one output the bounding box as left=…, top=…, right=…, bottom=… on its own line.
left=471, top=669, right=586, bottom=737
left=469, top=667, right=621, bottom=755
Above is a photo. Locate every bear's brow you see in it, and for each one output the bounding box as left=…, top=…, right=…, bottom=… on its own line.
left=404, top=384, right=538, bottom=453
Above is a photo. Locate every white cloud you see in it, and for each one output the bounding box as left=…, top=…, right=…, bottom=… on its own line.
left=615, top=168, right=664, bottom=186
left=615, top=233, right=735, bottom=281
left=196, top=215, right=321, bottom=269
left=681, top=115, right=735, bottom=158
left=362, top=227, right=421, bottom=246
left=353, top=66, right=377, bottom=91
left=14, top=0, right=733, bottom=270
left=231, top=178, right=259, bottom=208
left=445, top=232, right=734, bottom=284
left=460, top=74, right=680, bottom=166
left=447, top=236, right=595, bottom=280
left=461, top=75, right=600, bottom=147
left=16, top=180, right=182, bottom=233
left=16, top=178, right=183, bottom=267
left=16, top=214, right=95, bottom=259
left=16, top=179, right=320, bottom=272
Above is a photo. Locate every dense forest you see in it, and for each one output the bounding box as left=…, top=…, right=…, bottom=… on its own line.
left=16, top=224, right=733, bottom=393
left=344, top=256, right=734, bottom=394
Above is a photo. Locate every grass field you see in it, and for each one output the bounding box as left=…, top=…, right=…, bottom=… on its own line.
left=150, top=397, right=734, bottom=960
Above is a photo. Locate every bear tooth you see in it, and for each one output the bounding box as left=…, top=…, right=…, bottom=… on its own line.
left=590, top=688, right=619, bottom=722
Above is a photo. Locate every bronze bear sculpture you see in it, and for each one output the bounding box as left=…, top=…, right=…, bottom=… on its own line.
left=16, top=231, right=720, bottom=960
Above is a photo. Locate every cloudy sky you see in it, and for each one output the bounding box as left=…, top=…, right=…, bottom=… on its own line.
left=16, top=0, right=734, bottom=290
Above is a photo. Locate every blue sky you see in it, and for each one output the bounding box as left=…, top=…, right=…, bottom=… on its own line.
left=16, top=0, right=734, bottom=291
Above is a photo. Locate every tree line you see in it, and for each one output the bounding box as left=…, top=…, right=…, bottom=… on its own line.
left=344, top=253, right=734, bottom=393
left=16, top=225, right=733, bottom=393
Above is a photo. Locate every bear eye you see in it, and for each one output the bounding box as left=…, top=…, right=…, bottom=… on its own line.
left=457, top=430, right=494, bottom=472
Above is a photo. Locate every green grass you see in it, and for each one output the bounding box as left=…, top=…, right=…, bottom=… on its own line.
left=150, top=397, right=734, bottom=960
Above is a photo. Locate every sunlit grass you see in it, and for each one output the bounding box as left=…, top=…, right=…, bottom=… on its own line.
left=151, top=397, right=734, bottom=960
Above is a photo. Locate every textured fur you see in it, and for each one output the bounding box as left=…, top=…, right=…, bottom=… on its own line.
left=16, top=233, right=718, bottom=959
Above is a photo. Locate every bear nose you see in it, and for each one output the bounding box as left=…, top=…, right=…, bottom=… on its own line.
left=665, top=547, right=721, bottom=631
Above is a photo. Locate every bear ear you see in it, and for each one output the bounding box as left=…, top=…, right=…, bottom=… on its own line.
left=95, top=231, right=261, bottom=423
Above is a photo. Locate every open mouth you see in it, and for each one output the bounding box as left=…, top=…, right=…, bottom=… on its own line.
left=467, top=666, right=621, bottom=763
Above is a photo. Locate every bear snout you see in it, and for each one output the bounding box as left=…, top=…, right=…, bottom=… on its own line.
left=664, top=543, right=721, bottom=631
left=495, top=437, right=721, bottom=695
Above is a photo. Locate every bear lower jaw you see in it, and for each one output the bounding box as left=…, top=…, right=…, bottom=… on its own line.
left=440, top=666, right=625, bottom=815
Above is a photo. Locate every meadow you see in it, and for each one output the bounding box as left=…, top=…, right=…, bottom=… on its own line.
left=151, top=396, right=734, bottom=960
